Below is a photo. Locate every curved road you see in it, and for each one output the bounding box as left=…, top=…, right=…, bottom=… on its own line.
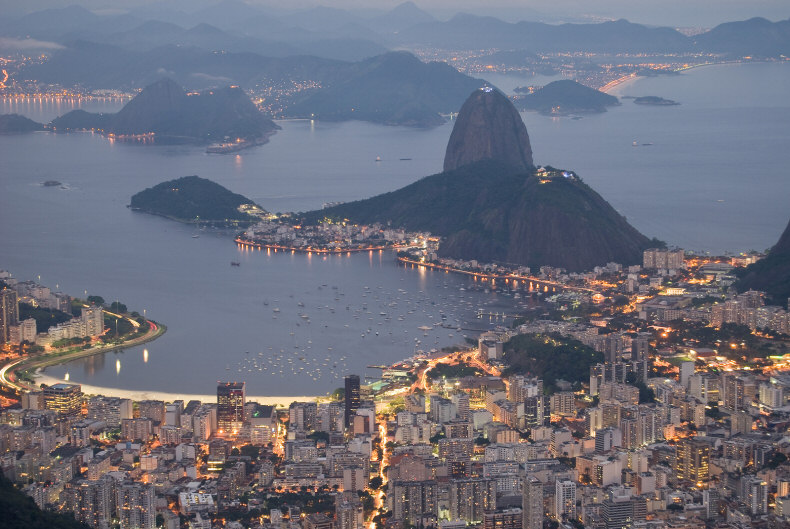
left=0, top=320, right=166, bottom=394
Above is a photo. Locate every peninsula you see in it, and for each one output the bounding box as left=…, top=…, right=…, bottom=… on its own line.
left=130, top=176, right=268, bottom=226
left=299, top=88, right=654, bottom=271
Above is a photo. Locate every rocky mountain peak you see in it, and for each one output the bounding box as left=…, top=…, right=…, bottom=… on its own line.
left=773, top=217, right=790, bottom=255
left=443, top=87, right=534, bottom=172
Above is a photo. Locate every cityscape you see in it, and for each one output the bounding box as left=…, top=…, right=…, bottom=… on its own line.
left=1, top=2, right=790, bottom=529
left=2, top=242, right=790, bottom=529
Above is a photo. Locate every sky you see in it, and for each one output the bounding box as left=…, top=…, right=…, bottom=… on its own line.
left=0, top=0, right=787, bottom=27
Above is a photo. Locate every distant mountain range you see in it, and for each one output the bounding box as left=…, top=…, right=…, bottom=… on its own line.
left=4, top=3, right=788, bottom=58
left=26, top=48, right=484, bottom=127
left=4, top=4, right=789, bottom=129
left=2, top=3, right=788, bottom=68
left=51, top=78, right=279, bottom=144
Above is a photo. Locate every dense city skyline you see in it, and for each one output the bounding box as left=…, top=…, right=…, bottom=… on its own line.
left=1, top=1, right=790, bottom=529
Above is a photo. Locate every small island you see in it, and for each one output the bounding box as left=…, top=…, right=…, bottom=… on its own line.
left=633, top=95, right=680, bottom=106
left=130, top=175, right=269, bottom=226
left=513, top=80, right=620, bottom=115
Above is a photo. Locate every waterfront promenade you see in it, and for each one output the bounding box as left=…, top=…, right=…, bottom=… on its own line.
left=236, top=236, right=401, bottom=254
left=0, top=319, right=166, bottom=395
left=396, top=256, right=599, bottom=295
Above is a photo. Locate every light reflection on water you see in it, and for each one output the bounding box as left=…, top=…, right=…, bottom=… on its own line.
left=2, top=62, right=789, bottom=396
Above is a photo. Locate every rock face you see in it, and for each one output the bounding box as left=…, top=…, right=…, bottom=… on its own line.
left=443, top=87, right=533, bottom=172
left=737, top=216, right=790, bottom=307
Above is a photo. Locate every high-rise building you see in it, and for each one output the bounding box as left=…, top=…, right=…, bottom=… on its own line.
left=743, top=476, right=768, bottom=515
left=601, top=495, right=633, bottom=529
left=304, top=513, right=335, bottom=529
left=344, top=375, right=360, bottom=429
left=0, top=288, right=20, bottom=344
left=722, top=373, right=755, bottom=412
left=483, top=509, right=522, bottom=529
left=702, top=489, right=722, bottom=520
left=217, top=382, right=245, bottom=435
left=523, top=395, right=545, bottom=428
left=87, top=396, right=133, bottom=427
left=67, top=479, right=113, bottom=528
left=336, top=492, right=364, bottom=529
left=448, top=478, right=496, bottom=524
left=43, top=383, right=83, bottom=418
left=81, top=306, right=104, bottom=336
left=550, top=392, right=576, bottom=416
left=389, top=480, right=438, bottom=527
left=289, top=401, right=318, bottom=431
left=136, top=400, right=165, bottom=423
left=675, top=438, right=710, bottom=483
left=117, top=482, right=156, bottom=529
left=451, top=392, right=470, bottom=421
left=643, top=248, right=684, bottom=270
left=555, top=479, right=576, bottom=520
left=522, top=475, right=543, bottom=529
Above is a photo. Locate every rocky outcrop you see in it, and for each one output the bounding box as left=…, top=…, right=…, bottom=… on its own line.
left=443, top=87, right=533, bottom=172
left=737, top=216, right=790, bottom=307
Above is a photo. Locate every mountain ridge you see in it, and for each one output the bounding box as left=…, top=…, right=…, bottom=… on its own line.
left=51, top=78, right=279, bottom=144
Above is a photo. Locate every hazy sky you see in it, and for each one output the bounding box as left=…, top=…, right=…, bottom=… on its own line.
left=1, top=0, right=787, bottom=27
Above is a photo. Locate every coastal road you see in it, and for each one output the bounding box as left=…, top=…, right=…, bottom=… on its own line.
left=0, top=319, right=165, bottom=394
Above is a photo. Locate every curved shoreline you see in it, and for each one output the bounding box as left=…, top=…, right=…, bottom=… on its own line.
left=236, top=237, right=400, bottom=254
left=602, top=59, right=788, bottom=95
left=32, top=373, right=321, bottom=407
left=0, top=320, right=167, bottom=395
left=5, top=320, right=321, bottom=407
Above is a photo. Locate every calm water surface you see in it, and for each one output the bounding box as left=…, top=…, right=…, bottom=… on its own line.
left=1, top=62, right=789, bottom=396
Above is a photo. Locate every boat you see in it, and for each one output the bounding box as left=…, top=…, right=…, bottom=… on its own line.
left=375, top=156, right=381, bottom=162
left=192, top=234, right=200, bottom=238
left=230, top=261, right=240, bottom=266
